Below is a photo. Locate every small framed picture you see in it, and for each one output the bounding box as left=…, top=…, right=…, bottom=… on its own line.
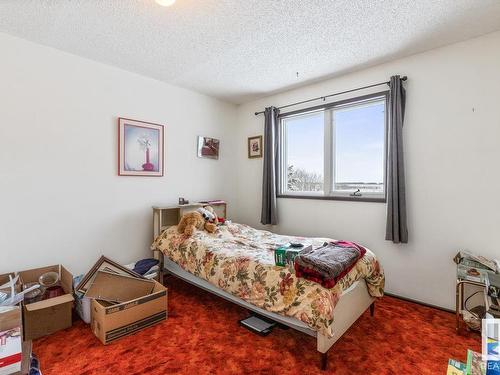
left=248, top=135, right=263, bottom=158
left=197, top=136, right=220, bottom=159
left=118, top=117, right=164, bottom=177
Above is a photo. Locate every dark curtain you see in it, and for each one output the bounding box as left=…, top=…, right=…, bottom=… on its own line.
left=260, top=106, right=280, bottom=225
left=386, top=75, right=408, bottom=243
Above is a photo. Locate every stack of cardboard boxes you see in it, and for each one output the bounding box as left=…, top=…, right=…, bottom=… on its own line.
left=0, top=257, right=168, bottom=374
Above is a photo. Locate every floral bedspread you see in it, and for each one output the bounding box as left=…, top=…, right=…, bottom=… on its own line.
left=151, top=223, right=384, bottom=338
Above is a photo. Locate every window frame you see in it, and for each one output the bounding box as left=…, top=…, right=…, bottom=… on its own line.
left=277, top=91, right=389, bottom=203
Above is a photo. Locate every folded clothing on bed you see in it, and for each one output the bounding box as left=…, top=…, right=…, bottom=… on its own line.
left=294, top=241, right=366, bottom=289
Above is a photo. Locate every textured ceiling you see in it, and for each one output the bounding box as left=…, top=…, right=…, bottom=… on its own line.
left=1, top=1, right=500, bottom=104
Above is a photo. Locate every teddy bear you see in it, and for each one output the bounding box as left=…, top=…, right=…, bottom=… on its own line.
left=177, top=206, right=218, bottom=236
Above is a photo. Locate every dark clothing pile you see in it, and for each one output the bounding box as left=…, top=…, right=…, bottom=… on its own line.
left=133, top=258, right=159, bottom=276
left=294, top=241, right=366, bottom=289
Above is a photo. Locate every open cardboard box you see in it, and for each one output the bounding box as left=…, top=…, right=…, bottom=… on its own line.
left=19, top=265, right=74, bottom=341
left=91, top=279, right=167, bottom=345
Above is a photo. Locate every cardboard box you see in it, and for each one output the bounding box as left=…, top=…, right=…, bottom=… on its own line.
left=91, top=280, right=167, bottom=344
left=0, top=307, right=22, bottom=375
left=17, top=341, right=31, bottom=375
left=19, top=265, right=74, bottom=341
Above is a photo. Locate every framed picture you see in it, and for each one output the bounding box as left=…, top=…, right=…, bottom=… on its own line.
left=248, top=135, right=263, bottom=158
left=197, top=136, right=220, bottom=159
left=76, top=256, right=144, bottom=294
left=118, top=117, right=164, bottom=176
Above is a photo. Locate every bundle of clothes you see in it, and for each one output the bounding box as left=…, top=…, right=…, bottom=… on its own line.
left=294, top=241, right=366, bottom=289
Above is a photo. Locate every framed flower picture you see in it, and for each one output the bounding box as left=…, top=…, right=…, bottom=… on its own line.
left=197, top=136, right=220, bottom=159
left=118, top=117, right=164, bottom=176
left=248, top=135, right=263, bottom=158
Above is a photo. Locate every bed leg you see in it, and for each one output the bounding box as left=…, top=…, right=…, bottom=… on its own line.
left=320, top=352, right=328, bottom=371
left=153, top=250, right=165, bottom=284
left=370, top=302, right=375, bottom=317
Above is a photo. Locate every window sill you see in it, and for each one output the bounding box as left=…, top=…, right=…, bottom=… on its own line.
left=277, top=194, right=386, bottom=203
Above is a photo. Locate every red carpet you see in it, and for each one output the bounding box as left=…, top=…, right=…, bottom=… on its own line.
left=34, top=276, right=480, bottom=374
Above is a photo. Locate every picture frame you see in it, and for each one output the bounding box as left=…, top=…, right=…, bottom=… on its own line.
left=76, top=256, right=144, bottom=294
left=197, top=136, right=220, bottom=159
left=84, top=270, right=155, bottom=302
left=248, top=135, right=263, bottom=158
left=118, top=117, right=164, bottom=176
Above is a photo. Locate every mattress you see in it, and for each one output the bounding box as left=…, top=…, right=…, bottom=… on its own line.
left=151, top=223, right=384, bottom=338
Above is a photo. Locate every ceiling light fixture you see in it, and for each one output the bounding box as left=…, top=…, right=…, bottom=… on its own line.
left=155, top=0, right=176, bottom=6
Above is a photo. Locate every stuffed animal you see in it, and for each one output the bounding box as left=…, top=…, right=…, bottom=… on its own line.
left=177, top=206, right=218, bottom=236
left=197, top=207, right=218, bottom=223
left=200, top=206, right=218, bottom=232
left=177, top=212, right=204, bottom=236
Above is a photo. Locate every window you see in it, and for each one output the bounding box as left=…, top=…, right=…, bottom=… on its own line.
left=279, top=93, right=387, bottom=201
left=282, top=111, right=324, bottom=194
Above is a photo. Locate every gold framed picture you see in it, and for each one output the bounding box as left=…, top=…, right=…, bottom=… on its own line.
left=248, top=135, right=263, bottom=159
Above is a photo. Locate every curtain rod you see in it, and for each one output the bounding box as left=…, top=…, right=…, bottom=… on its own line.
left=254, top=76, right=407, bottom=115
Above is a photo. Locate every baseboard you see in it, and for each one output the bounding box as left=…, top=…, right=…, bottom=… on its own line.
left=384, top=292, right=454, bottom=313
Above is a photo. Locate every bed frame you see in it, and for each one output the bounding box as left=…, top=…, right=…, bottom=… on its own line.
left=161, top=256, right=375, bottom=370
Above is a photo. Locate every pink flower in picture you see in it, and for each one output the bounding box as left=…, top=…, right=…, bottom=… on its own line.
left=118, top=118, right=164, bottom=177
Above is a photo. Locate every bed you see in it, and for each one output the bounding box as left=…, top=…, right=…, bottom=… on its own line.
left=151, top=223, right=385, bottom=370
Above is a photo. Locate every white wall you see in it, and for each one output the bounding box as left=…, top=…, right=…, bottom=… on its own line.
left=2, top=29, right=499, bottom=310
left=0, top=33, right=237, bottom=275
left=233, top=31, right=500, bottom=310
